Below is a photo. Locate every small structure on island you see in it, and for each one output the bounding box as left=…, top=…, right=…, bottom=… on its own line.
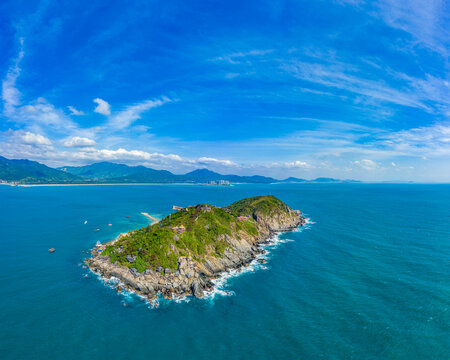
left=126, top=255, right=137, bottom=263
left=200, top=205, right=212, bottom=212
left=96, top=241, right=102, bottom=247
left=48, top=248, right=55, bottom=253
left=172, top=225, right=186, bottom=234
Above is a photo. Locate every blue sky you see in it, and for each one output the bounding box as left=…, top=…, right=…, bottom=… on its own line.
left=1, top=0, right=449, bottom=181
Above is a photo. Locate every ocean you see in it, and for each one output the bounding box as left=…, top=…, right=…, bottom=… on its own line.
left=0, top=183, right=448, bottom=359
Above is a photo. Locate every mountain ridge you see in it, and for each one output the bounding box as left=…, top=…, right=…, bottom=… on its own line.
left=0, top=157, right=358, bottom=184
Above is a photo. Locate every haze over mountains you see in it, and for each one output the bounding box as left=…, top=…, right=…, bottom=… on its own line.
left=0, top=156, right=356, bottom=184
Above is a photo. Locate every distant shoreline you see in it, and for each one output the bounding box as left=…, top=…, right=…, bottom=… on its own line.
left=16, top=182, right=205, bottom=187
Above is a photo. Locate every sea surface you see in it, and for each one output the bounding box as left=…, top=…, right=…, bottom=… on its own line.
left=0, top=183, right=448, bottom=359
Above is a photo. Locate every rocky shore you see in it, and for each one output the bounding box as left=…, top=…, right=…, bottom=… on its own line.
left=86, top=195, right=306, bottom=301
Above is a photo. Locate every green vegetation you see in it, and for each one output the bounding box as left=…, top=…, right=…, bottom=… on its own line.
left=226, top=195, right=290, bottom=218
left=99, top=196, right=289, bottom=272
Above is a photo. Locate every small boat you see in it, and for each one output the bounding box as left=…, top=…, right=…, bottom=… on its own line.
left=84, top=220, right=87, bottom=224
left=48, top=248, right=55, bottom=253
left=96, top=241, right=101, bottom=246
left=94, top=228, right=100, bottom=232
left=125, top=216, right=130, bottom=218
left=108, top=224, right=112, bottom=226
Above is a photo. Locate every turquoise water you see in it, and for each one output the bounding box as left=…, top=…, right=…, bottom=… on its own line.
left=0, top=184, right=448, bottom=359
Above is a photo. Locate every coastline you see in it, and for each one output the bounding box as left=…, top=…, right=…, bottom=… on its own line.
left=88, top=222, right=307, bottom=307
left=86, top=204, right=306, bottom=303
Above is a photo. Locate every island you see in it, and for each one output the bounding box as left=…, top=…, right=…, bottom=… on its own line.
left=86, top=195, right=306, bottom=300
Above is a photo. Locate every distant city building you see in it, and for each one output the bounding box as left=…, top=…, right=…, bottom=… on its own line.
left=208, top=180, right=230, bottom=186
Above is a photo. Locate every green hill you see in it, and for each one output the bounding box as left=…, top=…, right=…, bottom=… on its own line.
left=100, top=195, right=296, bottom=272
left=0, top=156, right=82, bottom=183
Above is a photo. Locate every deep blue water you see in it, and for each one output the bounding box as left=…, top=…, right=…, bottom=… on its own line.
left=0, top=183, right=448, bottom=359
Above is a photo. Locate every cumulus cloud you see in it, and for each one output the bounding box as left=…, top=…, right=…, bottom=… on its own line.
left=63, top=136, right=96, bottom=147
left=93, top=98, right=111, bottom=116
left=67, top=106, right=85, bottom=116
left=13, top=130, right=52, bottom=146
left=108, top=97, right=171, bottom=129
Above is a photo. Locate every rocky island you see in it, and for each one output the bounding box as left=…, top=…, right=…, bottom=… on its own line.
left=86, top=195, right=306, bottom=300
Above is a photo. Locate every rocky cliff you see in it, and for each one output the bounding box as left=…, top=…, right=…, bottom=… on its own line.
left=86, top=195, right=306, bottom=300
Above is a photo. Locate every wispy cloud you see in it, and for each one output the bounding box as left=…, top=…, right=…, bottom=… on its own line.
left=377, top=0, right=449, bottom=57
left=67, top=106, right=85, bottom=116
left=214, top=49, right=274, bottom=64
left=108, top=97, right=171, bottom=130
left=283, top=59, right=436, bottom=112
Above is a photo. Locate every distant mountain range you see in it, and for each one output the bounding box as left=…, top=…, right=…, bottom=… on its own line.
left=0, top=156, right=359, bottom=184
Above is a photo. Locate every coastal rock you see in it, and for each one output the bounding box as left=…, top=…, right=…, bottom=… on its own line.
left=191, top=281, right=204, bottom=298
left=130, top=268, right=140, bottom=277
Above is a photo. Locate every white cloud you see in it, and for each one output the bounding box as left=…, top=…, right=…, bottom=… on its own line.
left=283, top=60, right=432, bottom=111
left=93, top=98, right=111, bottom=116
left=63, top=136, right=96, bottom=147
left=284, top=160, right=314, bottom=168
left=197, top=157, right=237, bottom=166
left=15, top=98, right=78, bottom=130
left=353, top=159, right=378, bottom=170
left=108, top=97, right=171, bottom=129
left=14, top=130, right=52, bottom=146
left=73, top=147, right=185, bottom=163
left=377, top=0, right=449, bottom=56
left=379, top=123, right=450, bottom=157
left=67, top=106, right=85, bottom=116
